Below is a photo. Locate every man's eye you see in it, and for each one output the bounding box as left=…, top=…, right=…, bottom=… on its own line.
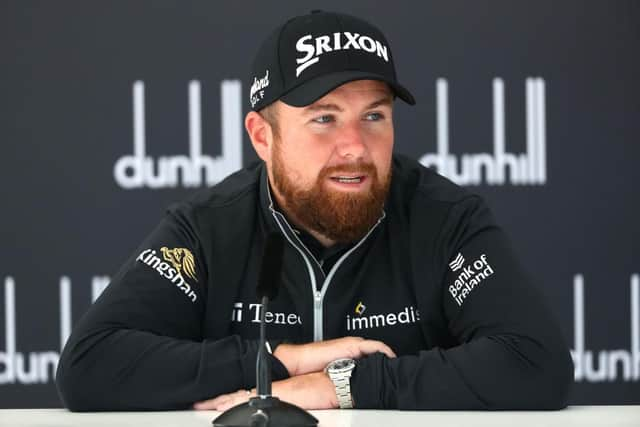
left=365, top=112, right=384, bottom=121
left=312, top=115, right=333, bottom=124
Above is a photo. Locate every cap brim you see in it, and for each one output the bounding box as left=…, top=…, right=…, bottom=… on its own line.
left=280, top=70, right=416, bottom=107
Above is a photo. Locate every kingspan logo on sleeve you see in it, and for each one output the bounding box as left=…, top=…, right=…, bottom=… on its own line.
left=448, top=253, right=495, bottom=307
left=160, top=247, right=197, bottom=282
left=136, top=247, right=198, bottom=302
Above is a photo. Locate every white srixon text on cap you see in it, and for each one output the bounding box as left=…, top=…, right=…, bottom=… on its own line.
left=295, top=32, right=389, bottom=77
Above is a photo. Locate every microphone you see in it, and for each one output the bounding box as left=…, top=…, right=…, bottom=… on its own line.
left=213, top=233, right=318, bottom=427
left=255, top=232, right=284, bottom=398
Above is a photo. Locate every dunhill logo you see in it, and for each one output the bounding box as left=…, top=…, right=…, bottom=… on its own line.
left=0, top=276, right=110, bottom=385
left=113, top=80, right=243, bottom=189
left=571, top=274, right=640, bottom=382
left=421, top=78, right=547, bottom=186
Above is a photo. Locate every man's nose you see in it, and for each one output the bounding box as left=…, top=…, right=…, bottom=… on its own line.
left=335, top=122, right=367, bottom=159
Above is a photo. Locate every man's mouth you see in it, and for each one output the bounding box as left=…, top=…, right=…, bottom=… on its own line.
left=330, top=175, right=365, bottom=184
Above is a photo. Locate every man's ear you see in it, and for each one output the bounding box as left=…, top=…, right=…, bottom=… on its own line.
left=245, top=111, right=272, bottom=163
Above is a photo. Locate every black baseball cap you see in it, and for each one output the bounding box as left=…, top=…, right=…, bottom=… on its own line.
left=248, top=10, right=416, bottom=111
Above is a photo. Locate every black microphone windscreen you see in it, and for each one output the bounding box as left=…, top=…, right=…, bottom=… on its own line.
left=256, top=232, right=285, bottom=300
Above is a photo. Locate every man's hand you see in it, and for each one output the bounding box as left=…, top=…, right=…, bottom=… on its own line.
left=193, top=337, right=395, bottom=411
left=193, top=372, right=338, bottom=411
left=274, top=336, right=396, bottom=376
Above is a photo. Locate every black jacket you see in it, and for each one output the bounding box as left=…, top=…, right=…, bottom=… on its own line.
left=56, top=154, right=573, bottom=410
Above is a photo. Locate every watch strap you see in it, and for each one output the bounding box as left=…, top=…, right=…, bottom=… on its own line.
left=328, top=367, right=354, bottom=409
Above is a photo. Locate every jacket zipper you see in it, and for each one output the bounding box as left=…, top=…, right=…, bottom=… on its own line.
left=266, top=182, right=385, bottom=341
left=313, top=219, right=384, bottom=340
left=270, top=211, right=324, bottom=340
left=271, top=211, right=386, bottom=341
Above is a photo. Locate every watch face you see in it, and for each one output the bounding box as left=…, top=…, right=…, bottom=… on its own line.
left=329, top=358, right=355, bottom=372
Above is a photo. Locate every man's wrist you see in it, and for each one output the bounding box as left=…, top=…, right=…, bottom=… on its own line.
left=320, top=371, right=340, bottom=409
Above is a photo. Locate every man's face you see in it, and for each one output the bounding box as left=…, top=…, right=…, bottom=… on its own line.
left=267, top=79, right=394, bottom=243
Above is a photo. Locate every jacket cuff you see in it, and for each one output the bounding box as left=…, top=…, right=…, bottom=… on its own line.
left=240, top=339, right=289, bottom=388
left=351, top=353, right=383, bottom=408
left=268, top=340, right=290, bottom=380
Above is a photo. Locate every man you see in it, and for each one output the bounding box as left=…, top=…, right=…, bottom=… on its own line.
left=56, top=10, right=573, bottom=411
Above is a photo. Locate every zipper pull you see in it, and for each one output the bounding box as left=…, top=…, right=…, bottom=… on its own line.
left=314, top=291, right=322, bottom=308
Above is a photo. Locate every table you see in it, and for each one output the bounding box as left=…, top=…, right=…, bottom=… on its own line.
left=0, top=406, right=639, bottom=427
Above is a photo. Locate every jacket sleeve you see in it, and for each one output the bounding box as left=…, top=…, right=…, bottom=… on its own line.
left=55, top=206, right=289, bottom=411
left=351, top=196, right=574, bottom=409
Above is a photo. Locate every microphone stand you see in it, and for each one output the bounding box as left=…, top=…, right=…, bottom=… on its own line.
left=212, top=296, right=318, bottom=427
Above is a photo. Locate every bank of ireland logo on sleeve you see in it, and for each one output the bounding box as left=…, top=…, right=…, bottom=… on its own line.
left=136, top=247, right=198, bottom=302
left=449, top=253, right=465, bottom=272
left=448, top=253, right=495, bottom=307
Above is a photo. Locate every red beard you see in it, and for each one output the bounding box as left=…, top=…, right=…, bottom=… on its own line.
left=272, top=146, right=390, bottom=243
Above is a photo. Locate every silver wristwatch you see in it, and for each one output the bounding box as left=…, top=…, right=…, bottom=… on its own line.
left=325, top=358, right=356, bottom=409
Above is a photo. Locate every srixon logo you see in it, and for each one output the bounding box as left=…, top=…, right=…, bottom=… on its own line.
left=113, top=80, right=243, bottom=189
left=294, top=32, right=389, bottom=77
left=421, top=78, right=547, bottom=186
left=0, top=276, right=109, bottom=385
left=571, top=274, right=640, bottom=382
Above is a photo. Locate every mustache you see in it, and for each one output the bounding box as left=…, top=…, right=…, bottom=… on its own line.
left=319, top=162, right=377, bottom=177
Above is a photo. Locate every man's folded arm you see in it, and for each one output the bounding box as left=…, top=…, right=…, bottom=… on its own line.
left=352, top=329, right=573, bottom=409
left=351, top=196, right=574, bottom=409
left=55, top=209, right=289, bottom=411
